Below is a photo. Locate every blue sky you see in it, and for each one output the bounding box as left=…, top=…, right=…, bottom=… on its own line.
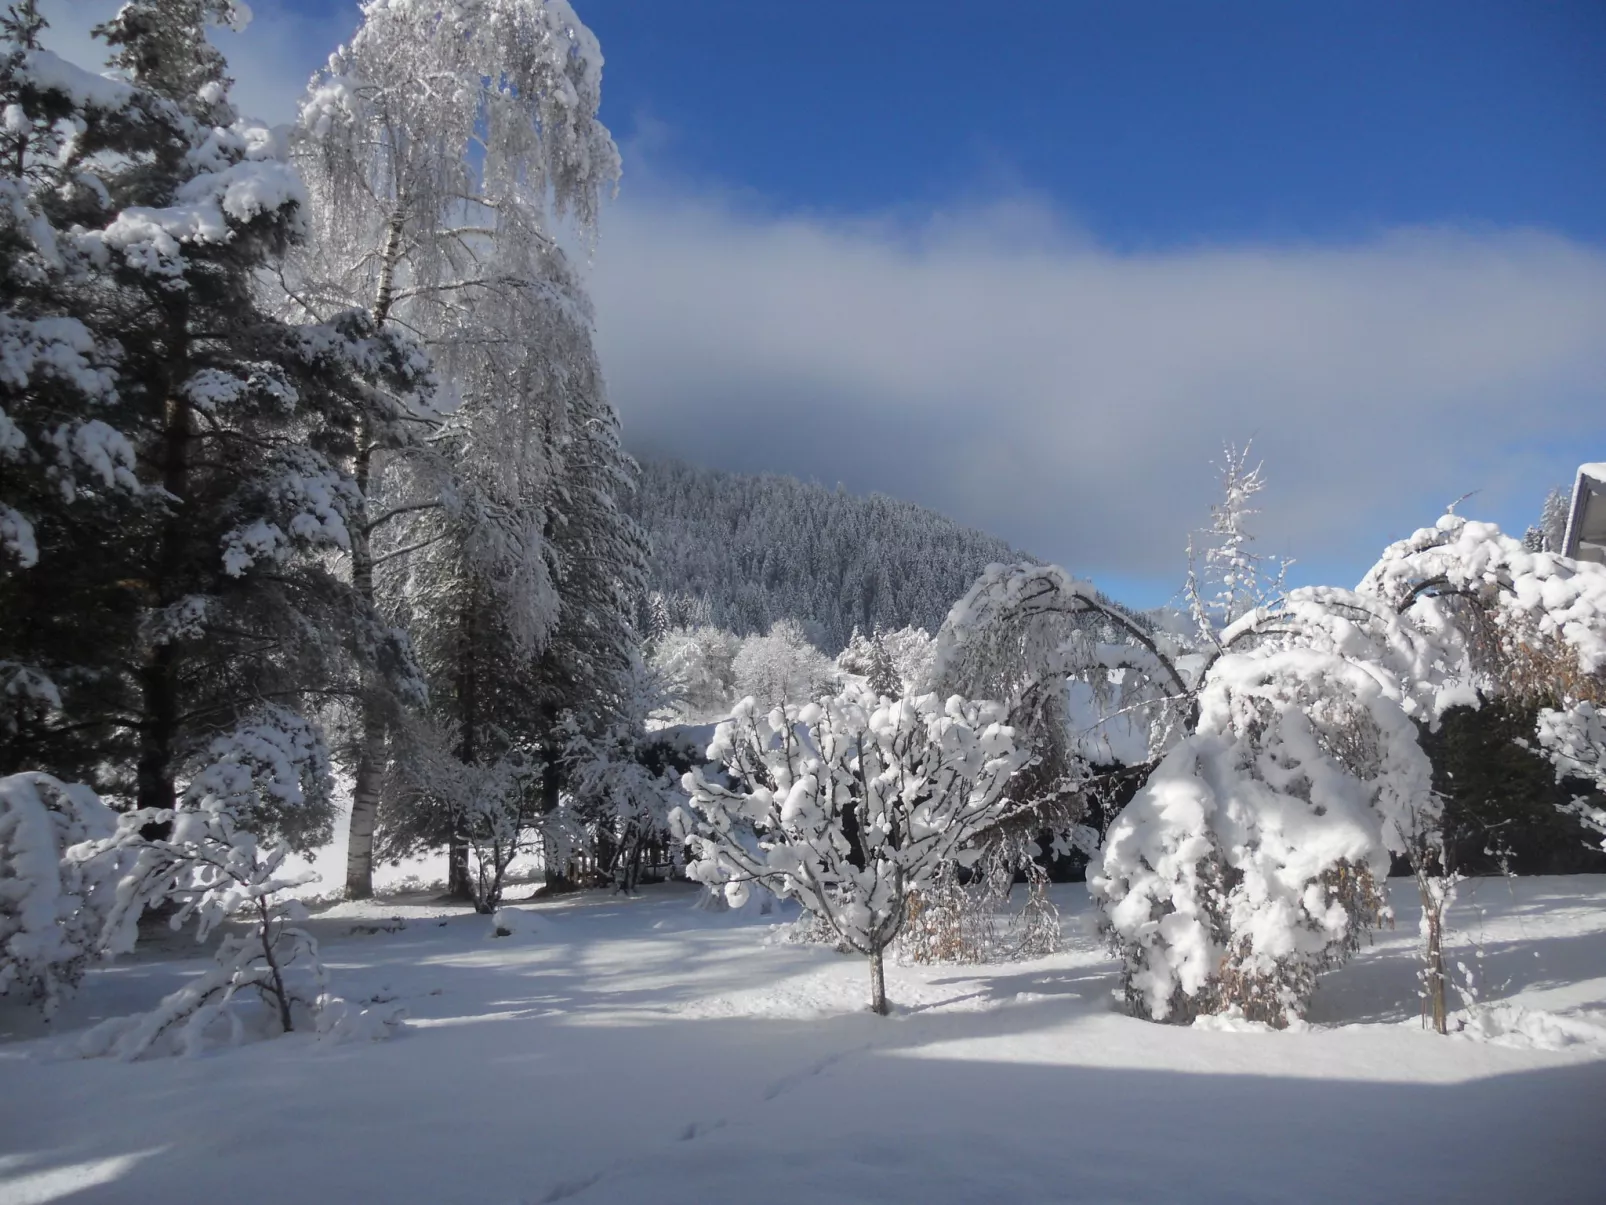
left=40, top=1, right=1606, bottom=608
left=580, top=0, right=1606, bottom=246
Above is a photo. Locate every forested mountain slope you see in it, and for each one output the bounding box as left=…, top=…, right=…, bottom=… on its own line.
left=627, top=458, right=1035, bottom=651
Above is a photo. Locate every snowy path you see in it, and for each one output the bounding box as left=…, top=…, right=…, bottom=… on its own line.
left=2, top=878, right=1604, bottom=1204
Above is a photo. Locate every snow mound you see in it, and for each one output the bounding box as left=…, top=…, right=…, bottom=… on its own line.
left=692, top=881, right=777, bottom=918
left=488, top=907, right=549, bottom=940
left=315, top=995, right=408, bottom=1044
left=1451, top=1004, right=1606, bottom=1052
left=1192, top=1009, right=1312, bottom=1034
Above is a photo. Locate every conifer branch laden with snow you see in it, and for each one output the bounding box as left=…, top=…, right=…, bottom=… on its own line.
left=673, top=686, right=1027, bottom=1014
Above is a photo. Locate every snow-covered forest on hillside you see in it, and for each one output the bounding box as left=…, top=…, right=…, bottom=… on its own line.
left=2, top=4, right=1605, bottom=1203
left=627, top=456, right=1035, bottom=651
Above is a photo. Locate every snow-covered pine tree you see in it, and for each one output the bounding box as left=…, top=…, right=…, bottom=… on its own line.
left=292, top=0, right=637, bottom=899
left=1, top=3, right=143, bottom=785
left=866, top=631, right=900, bottom=700
left=74, top=3, right=430, bottom=831
left=675, top=687, right=1027, bottom=1014
left=1524, top=485, right=1572, bottom=554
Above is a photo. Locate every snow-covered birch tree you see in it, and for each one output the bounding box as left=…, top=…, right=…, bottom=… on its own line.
left=289, top=0, right=635, bottom=898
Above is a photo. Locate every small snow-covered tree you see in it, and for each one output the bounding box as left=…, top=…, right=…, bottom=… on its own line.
left=674, top=686, right=1026, bottom=1014
left=0, top=771, right=116, bottom=1016
left=651, top=624, right=741, bottom=720
left=68, top=706, right=377, bottom=1057
left=731, top=619, right=837, bottom=710
left=866, top=633, right=900, bottom=700
left=935, top=563, right=1190, bottom=850
left=1185, top=442, right=1289, bottom=644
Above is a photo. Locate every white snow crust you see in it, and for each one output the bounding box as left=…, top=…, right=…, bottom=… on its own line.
left=2, top=875, right=1603, bottom=1203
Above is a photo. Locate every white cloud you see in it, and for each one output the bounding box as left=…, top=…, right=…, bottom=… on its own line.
left=589, top=189, right=1606, bottom=593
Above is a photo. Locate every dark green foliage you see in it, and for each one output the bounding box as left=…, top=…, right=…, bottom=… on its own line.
left=1421, top=700, right=1606, bottom=876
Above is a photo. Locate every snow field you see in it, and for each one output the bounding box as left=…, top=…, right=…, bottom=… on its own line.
left=1, top=877, right=1603, bottom=1205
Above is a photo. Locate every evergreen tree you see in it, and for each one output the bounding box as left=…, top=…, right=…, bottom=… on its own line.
left=0, top=3, right=430, bottom=835
left=867, top=631, right=900, bottom=700
left=0, top=2, right=148, bottom=786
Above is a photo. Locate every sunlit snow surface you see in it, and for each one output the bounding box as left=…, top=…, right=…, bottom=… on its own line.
left=2, top=877, right=1603, bottom=1204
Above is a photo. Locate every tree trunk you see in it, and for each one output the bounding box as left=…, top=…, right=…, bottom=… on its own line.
left=1420, top=881, right=1448, bottom=1035
left=447, top=588, right=478, bottom=903
left=540, top=729, right=570, bottom=890
left=345, top=704, right=385, bottom=900
left=345, top=429, right=384, bottom=899
left=346, top=210, right=408, bottom=898
left=869, top=944, right=888, bottom=1016
left=135, top=643, right=179, bottom=814
left=257, top=899, right=295, bottom=1034
left=137, top=335, right=192, bottom=815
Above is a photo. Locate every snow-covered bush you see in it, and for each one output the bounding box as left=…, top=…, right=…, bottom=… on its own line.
left=673, top=686, right=1026, bottom=1014
left=73, top=799, right=327, bottom=1059
left=731, top=619, right=838, bottom=711
left=0, top=772, right=116, bottom=1017
left=1092, top=651, right=1421, bottom=1026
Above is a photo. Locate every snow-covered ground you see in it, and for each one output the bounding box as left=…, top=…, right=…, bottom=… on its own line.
left=3, top=876, right=1604, bottom=1205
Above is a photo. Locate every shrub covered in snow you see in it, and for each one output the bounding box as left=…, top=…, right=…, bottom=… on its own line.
left=64, top=709, right=363, bottom=1056
left=1091, top=651, right=1419, bottom=1025
left=0, top=772, right=116, bottom=1017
